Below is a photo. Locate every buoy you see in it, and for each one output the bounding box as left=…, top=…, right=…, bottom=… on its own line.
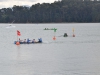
left=16, top=42, right=20, bottom=45
left=53, top=36, right=56, bottom=40
left=73, top=34, right=75, bottom=37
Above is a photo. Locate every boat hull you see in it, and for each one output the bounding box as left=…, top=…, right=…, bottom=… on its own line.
left=14, top=41, right=42, bottom=44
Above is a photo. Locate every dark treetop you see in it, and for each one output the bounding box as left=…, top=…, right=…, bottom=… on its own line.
left=0, top=0, right=100, bottom=23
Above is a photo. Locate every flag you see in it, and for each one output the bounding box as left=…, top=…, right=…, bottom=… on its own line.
left=17, top=30, right=21, bottom=36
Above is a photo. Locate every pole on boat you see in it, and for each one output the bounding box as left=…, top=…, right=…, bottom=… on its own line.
left=16, top=30, right=20, bottom=45
left=72, top=28, right=75, bottom=37
left=17, top=34, right=18, bottom=41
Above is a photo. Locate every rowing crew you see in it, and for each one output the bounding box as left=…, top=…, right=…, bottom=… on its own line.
left=18, top=38, right=42, bottom=43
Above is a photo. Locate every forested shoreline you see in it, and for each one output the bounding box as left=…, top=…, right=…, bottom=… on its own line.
left=0, top=0, right=100, bottom=23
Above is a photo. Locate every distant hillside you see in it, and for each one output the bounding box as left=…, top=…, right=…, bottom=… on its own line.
left=0, top=0, right=100, bottom=23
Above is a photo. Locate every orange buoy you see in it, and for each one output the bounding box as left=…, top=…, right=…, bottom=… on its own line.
left=73, top=34, right=75, bottom=37
left=53, top=36, right=56, bottom=40
left=16, top=42, right=20, bottom=45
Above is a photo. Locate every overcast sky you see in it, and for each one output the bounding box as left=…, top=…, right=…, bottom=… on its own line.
left=0, top=0, right=58, bottom=9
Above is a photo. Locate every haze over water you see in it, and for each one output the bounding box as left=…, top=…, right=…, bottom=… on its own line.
left=0, top=23, right=100, bottom=75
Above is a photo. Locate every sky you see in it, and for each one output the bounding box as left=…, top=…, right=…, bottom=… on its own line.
left=0, top=0, right=58, bottom=9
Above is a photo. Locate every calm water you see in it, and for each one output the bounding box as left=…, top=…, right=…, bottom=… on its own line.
left=0, top=23, right=100, bottom=75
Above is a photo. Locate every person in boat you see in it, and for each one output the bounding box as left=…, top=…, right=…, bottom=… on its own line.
left=32, top=39, right=36, bottom=43
left=38, top=38, right=42, bottom=43
left=27, top=38, right=31, bottom=43
left=19, top=38, right=23, bottom=42
left=64, top=33, right=68, bottom=37
left=45, top=28, right=46, bottom=30
left=23, top=39, right=26, bottom=43
left=19, top=38, right=21, bottom=42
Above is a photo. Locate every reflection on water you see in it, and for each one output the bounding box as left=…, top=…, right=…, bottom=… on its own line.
left=0, top=23, right=100, bottom=75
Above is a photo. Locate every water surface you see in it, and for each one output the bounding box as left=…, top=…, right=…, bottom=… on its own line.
left=0, top=23, right=100, bottom=75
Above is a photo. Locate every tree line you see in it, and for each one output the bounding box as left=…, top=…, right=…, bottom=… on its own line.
left=0, top=0, right=100, bottom=23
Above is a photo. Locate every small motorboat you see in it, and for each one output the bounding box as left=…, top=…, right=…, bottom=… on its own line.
left=6, top=20, right=16, bottom=28
left=6, top=24, right=16, bottom=28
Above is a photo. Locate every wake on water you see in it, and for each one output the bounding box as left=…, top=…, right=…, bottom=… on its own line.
left=6, top=25, right=16, bottom=28
left=42, top=41, right=49, bottom=44
left=6, top=20, right=16, bottom=28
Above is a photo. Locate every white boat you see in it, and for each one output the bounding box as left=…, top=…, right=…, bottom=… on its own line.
left=6, top=20, right=16, bottom=28
left=6, top=24, right=16, bottom=28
